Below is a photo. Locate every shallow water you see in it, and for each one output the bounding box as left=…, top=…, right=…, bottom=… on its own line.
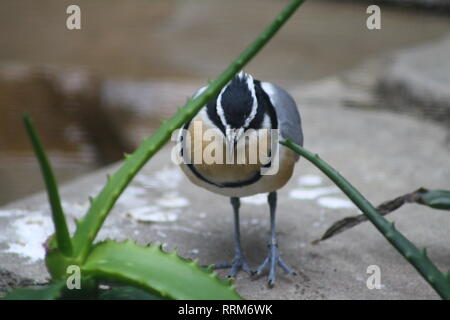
left=0, top=0, right=449, bottom=205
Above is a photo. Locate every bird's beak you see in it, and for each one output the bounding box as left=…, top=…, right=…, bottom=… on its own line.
left=225, top=127, right=243, bottom=162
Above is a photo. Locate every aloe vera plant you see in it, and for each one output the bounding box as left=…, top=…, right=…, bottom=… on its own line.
left=5, top=0, right=306, bottom=300
left=281, top=139, right=450, bottom=300
left=10, top=115, right=241, bottom=300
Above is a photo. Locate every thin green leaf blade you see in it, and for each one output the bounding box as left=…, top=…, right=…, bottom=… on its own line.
left=22, top=113, right=72, bottom=256
left=82, top=241, right=242, bottom=300
left=71, top=0, right=306, bottom=262
left=281, top=139, right=450, bottom=300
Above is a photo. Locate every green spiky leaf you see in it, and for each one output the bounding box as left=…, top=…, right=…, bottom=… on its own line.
left=4, top=281, right=66, bottom=300
left=98, top=285, right=162, bottom=300
left=281, top=139, right=450, bottom=300
left=82, top=241, right=242, bottom=300
left=22, top=114, right=72, bottom=256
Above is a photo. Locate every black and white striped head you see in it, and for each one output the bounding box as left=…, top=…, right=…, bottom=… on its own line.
left=206, top=71, right=272, bottom=145
left=217, top=71, right=258, bottom=131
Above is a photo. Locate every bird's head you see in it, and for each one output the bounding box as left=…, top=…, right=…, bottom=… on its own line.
left=206, top=71, right=268, bottom=158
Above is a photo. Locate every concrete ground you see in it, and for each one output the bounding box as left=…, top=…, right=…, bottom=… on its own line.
left=1, top=70, right=449, bottom=299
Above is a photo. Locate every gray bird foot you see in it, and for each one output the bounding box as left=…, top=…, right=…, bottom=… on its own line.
left=256, top=243, right=297, bottom=286
left=213, top=254, right=254, bottom=278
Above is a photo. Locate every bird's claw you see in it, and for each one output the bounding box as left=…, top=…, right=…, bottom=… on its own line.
left=256, top=244, right=297, bottom=286
left=214, top=254, right=254, bottom=278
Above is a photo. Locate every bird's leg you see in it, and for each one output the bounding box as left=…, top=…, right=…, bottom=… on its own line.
left=256, top=191, right=297, bottom=286
left=214, top=197, right=253, bottom=278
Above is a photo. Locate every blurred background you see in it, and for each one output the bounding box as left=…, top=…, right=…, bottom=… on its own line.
left=0, top=0, right=449, bottom=205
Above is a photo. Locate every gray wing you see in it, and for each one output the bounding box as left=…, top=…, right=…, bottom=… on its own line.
left=192, top=86, right=208, bottom=99
left=261, top=82, right=303, bottom=147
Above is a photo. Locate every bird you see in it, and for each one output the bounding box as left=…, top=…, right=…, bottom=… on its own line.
left=177, top=71, right=303, bottom=286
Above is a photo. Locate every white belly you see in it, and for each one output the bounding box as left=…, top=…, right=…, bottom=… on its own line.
left=177, top=109, right=299, bottom=197
left=179, top=145, right=297, bottom=197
